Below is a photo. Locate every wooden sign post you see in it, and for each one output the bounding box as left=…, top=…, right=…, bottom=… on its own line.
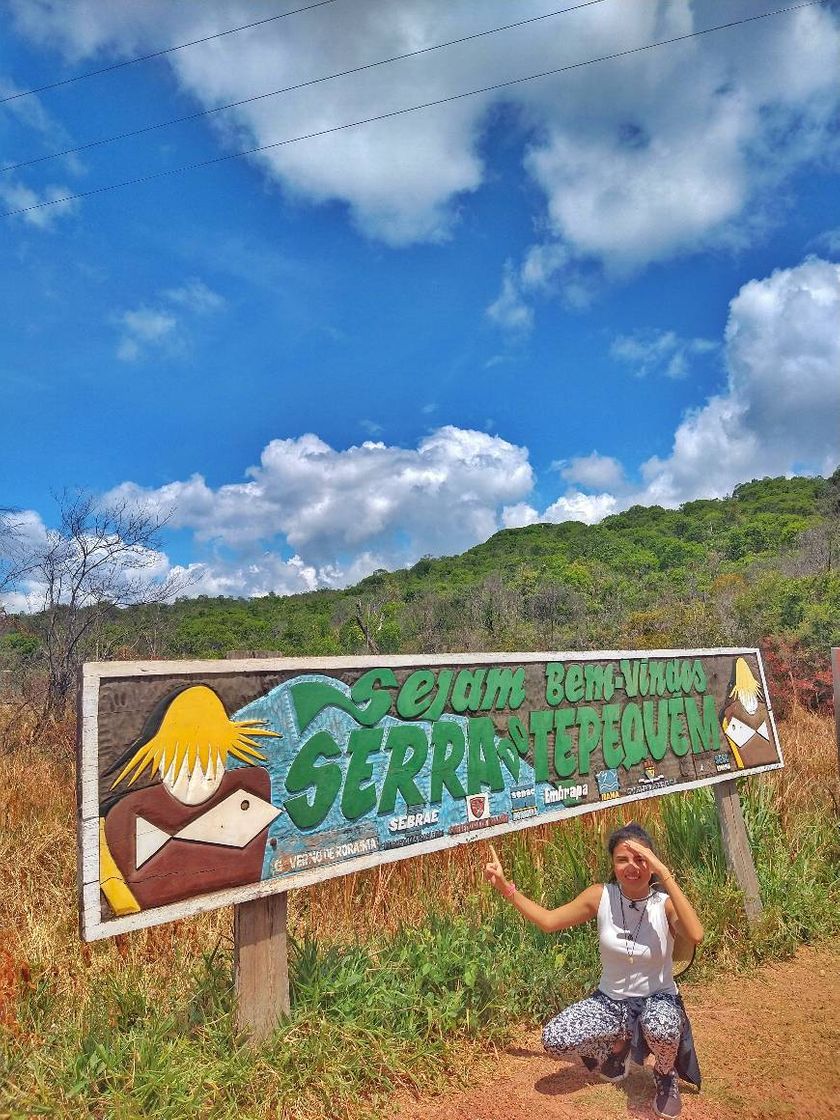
left=714, top=780, right=763, bottom=925
left=832, top=647, right=840, bottom=778
left=234, top=893, right=290, bottom=1040
left=226, top=652, right=290, bottom=1040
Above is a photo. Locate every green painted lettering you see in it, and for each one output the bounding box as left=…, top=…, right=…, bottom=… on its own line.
left=480, top=667, right=526, bottom=711
left=351, top=667, right=399, bottom=720
left=643, top=699, right=669, bottom=761
left=602, top=703, right=623, bottom=769
left=677, top=660, right=696, bottom=694
left=292, top=667, right=397, bottom=735
left=507, top=715, right=529, bottom=756
left=565, top=664, right=585, bottom=703
left=341, top=727, right=383, bottom=821
left=430, top=720, right=467, bottom=803
left=621, top=659, right=641, bottom=697
left=576, top=706, right=601, bottom=774
left=452, top=669, right=487, bottom=713
left=467, top=717, right=505, bottom=794
left=495, top=737, right=519, bottom=781
left=667, top=697, right=689, bottom=756
left=639, top=660, right=650, bottom=697
left=686, top=694, right=720, bottom=754
left=378, top=725, right=428, bottom=814
left=648, top=661, right=667, bottom=697
left=553, top=708, right=577, bottom=778
left=693, top=660, right=707, bottom=692
left=284, top=731, right=342, bottom=830
left=545, top=662, right=565, bottom=705
left=530, top=709, right=554, bottom=782
left=620, top=703, right=647, bottom=769
left=584, top=663, right=615, bottom=702
left=396, top=670, right=436, bottom=719
left=426, top=669, right=454, bottom=721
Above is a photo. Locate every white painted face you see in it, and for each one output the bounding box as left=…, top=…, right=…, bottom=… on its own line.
left=160, top=752, right=225, bottom=805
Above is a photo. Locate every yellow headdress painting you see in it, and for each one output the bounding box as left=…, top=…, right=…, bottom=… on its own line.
left=111, top=685, right=280, bottom=804
left=728, top=657, right=762, bottom=714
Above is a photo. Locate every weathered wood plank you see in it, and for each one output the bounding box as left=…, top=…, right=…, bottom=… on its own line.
left=234, top=894, right=289, bottom=1042
left=714, top=778, right=763, bottom=925
left=832, top=648, right=840, bottom=778
left=83, top=646, right=762, bottom=679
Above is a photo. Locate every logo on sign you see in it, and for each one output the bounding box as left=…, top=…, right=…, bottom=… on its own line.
left=466, top=793, right=490, bottom=822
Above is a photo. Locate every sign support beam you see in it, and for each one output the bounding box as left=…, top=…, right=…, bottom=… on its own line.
left=831, top=648, right=840, bottom=779
left=713, top=779, right=762, bottom=925
left=234, top=893, right=290, bottom=1042
left=226, top=650, right=290, bottom=1043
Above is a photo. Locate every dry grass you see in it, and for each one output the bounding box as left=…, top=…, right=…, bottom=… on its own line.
left=0, top=705, right=836, bottom=1119
left=0, top=704, right=835, bottom=1009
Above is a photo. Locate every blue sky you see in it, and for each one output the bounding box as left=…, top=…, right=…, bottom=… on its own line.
left=1, top=0, right=839, bottom=605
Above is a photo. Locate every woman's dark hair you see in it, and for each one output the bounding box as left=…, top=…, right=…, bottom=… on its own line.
left=607, top=822, right=665, bottom=890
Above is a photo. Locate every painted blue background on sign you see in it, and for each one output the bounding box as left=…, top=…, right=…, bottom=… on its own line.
left=232, top=673, right=538, bottom=882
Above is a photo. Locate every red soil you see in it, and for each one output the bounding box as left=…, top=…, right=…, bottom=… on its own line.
left=396, top=943, right=840, bottom=1120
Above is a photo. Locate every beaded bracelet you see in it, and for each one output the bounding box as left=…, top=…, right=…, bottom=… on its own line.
left=503, top=881, right=517, bottom=900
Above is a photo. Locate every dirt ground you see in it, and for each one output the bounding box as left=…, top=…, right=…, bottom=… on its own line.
left=396, top=943, right=840, bottom=1120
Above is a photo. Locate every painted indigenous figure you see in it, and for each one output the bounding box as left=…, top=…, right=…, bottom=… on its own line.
left=720, top=658, right=775, bottom=770
left=99, top=685, right=281, bottom=917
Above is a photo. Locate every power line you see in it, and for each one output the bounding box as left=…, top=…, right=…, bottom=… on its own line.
left=2, top=0, right=612, bottom=174
left=1, top=1, right=824, bottom=221
left=0, top=0, right=345, bottom=105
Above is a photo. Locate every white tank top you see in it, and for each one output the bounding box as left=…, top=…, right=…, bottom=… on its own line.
left=597, top=882, right=677, bottom=999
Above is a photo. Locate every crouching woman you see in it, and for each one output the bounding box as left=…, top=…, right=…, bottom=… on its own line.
left=484, top=823, right=703, bottom=1118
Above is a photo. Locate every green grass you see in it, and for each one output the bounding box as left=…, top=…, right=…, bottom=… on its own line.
left=2, top=786, right=838, bottom=1120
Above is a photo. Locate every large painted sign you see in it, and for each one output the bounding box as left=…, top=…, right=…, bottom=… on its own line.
left=78, top=648, right=782, bottom=940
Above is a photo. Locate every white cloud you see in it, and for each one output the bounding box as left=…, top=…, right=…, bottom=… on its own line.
left=486, top=261, right=533, bottom=332
left=542, top=490, right=618, bottom=525
left=502, top=2, right=840, bottom=321
left=501, top=502, right=540, bottom=529
left=170, top=553, right=319, bottom=599
left=637, top=256, right=840, bottom=505
left=9, top=1, right=838, bottom=261
left=113, top=278, right=224, bottom=361
left=0, top=74, right=82, bottom=228
left=561, top=453, right=626, bottom=491
left=0, top=179, right=78, bottom=228
left=106, top=426, right=535, bottom=589
left=163, top=279, right=226, bottom=314
left=7, top=254, right=839, bottom=601
left=535, top=257, right=840, bottom=524
left=610, top=329, right=716, bottom=379
left=115, top=307, right=178, bottom=362
left=486, top=241, right=594, bottom=326
left=811, top=227, right=840, bottom=256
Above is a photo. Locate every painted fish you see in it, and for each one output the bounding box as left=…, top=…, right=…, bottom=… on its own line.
left=135, top=790, right=282, bottom=868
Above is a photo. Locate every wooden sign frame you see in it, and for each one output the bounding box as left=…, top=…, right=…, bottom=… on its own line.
left=78, top=646, right=782, bottom=943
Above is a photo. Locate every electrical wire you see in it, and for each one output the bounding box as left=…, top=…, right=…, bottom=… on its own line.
left=0, top=0, right=345, bottom=105
left=1, top=1, right=825, bottom=221
left=2, top=0, right=612, bottom=174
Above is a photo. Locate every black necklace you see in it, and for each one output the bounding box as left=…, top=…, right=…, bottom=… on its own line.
left=618, top=886, right=654, bottom=910
left=618, top=889, right=649, bottom=965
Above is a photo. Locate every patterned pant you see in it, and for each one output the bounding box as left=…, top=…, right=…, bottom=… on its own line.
left=542, top=991, right=683, bottom=1075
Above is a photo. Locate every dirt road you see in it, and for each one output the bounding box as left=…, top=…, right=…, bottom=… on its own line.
left=396, top=943, right=839, bottom=1120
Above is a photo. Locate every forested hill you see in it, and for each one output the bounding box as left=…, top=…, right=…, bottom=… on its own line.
left=4, top=473, right=838, bottom=714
